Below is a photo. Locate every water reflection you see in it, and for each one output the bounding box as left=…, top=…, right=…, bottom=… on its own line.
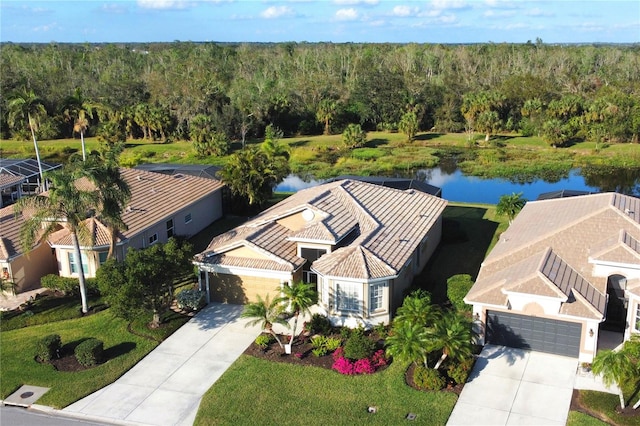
left=276, top=166, right=639, bottom=205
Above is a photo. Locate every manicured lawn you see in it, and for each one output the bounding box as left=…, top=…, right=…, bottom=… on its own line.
left=0, top=305, right=189, bottom=408
left=195, top=355, right=457, bottom=425
left=416, top=202, right=508, bottom=304
left=567, top=410, right=609, bottom=426
left=577, top=390, right=640, bottom=426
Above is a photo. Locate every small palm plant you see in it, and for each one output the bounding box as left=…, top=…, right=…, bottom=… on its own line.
left=279, top=281, right=317, bottom=346
left=241, top=295, right=289, bottom=349
left=591, top=348, right=636, bottom=409
left=385, top=319, right=430, bottom=367
left=428, top=310, right=476, bottom=370
left=496, top=192, right=526, bottom=225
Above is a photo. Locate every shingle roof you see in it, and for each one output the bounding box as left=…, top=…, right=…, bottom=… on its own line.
left=48, top=168, right=224, bottom=248
left=198, top=179, right=447, bottom=280
left=466, top=192, right=640, bottom=321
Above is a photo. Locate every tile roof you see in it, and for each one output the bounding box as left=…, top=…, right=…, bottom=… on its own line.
left=0, top=205, right=23, bottom=260
left=48, top=217, right=114, bottom=248
left=0, top=173, right=24, bottom=190
left=198, top=179, right=447, bottom=280
left=48, top=168, right=224, bottom=248
left=467, top=192, right=640, bottom=321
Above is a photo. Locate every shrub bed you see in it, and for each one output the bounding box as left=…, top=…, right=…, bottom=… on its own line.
left=35, top=334, right=61, bottom=362
left=74, top=338, right=104, bottom=367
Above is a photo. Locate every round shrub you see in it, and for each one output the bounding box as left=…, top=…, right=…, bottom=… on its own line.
left=307, top=313, right=333, bottom=335
left=413, top=365, right=446, bottom=391
left=255, top=333, right=274, bottom=349
left=343, top=334, right=375, bottom=361
left=74, top=338, right=104, bottom=367
left=176, top=288, right=206, bottom=311
left=36, top=334, right=61, bottom=362
left=447, top=356, right=475, bottom=385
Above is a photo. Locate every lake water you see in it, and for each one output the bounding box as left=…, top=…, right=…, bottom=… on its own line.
left=275, top=168, right=630, bottom=204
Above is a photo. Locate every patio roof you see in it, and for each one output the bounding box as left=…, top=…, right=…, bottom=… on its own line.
left=0, top=159, right=61, bottom=180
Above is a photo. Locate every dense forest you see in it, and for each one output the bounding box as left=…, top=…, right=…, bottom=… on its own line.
left=1, top=42, right=639, bottom=146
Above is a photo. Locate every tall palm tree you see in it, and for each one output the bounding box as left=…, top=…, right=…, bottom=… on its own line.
left=7, top=88, right=46, bottom=190
left=14, top=168, right=98, bottom=313
left=279, top=281, right=316, bottom=346
left=316, top=99, right=337, bottom=135
left=241, top=295, right=290, bottom=349
left=592, top=348, right=635, bottom=409
left=496, top=192, right=527, bottom=225
left=428, top=310, right=476, bottom=370
left=80, top=144, right=131, bottom=259
left=62, top=88, right=97, bottom=161
left=385, top=319, right=430, bottom=367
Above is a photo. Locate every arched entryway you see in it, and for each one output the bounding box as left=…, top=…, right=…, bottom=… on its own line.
left=603, top=274, right=628, bottom=332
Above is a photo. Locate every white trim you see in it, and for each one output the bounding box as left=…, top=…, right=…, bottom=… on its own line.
left=313, top=272, right=396, bottom=283
left=589, top=258, right=640, bottom=271
left=194, top=262, right=294, bottom=281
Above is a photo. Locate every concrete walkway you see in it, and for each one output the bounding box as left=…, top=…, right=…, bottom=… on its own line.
left=62, top=303, right=262, bottom=426
left=447, top=345, right=578, bottom=426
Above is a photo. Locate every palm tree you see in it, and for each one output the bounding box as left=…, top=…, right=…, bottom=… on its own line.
left=496, top=192, right=526, bottom=225
left=80, top=144, right=131, bottom=259
left=279, top=281, right=316, bottom=346
left=342, top=123, right=367, bottom=149
left=241, top=294, right=290, bottom=349
left=7, top=88, right=47, bottom=190
left=385, top=319, right=430, bottom=367
left=62, top=88, right=97, bottom=161
left=399, top=110, right=419, bottom=142
left=14, top=168, right=98, bottom=313
left=428, top=310, right=476, bottom=370
left=592, top=348, right=635, bottom=409
left=395, top=290, right=439, bottom=327
left=316, top=99, right=337, bottom=135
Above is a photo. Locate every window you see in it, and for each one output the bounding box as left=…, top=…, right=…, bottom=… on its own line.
left=166, top=219, right=174, bottom=238
left=184, top=213, right=192, bottom=224
left=301, top=247, right=326, bottom=285
left=636, top=304, right=640, bottom=332
left=370, top=282, right=385, bottom=312
left=336, top=282, right=361, bottom=312
left=98, top=252, right=109, bottom=265
left=68, top=252, right=89, bottom=275
left=148, top=233, right=158, bottom=245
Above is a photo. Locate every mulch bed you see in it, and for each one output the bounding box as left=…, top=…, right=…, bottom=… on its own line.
left=243, top=333, right=347, bottom=370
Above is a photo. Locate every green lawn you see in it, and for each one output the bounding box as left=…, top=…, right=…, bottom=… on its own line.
left=576, top=390, right=640, bottom=426
left=195, top=355, right=457, bottom=426
left=567, top=410, right=609, bottom=426
left=0, top=303, right=189, bottom=408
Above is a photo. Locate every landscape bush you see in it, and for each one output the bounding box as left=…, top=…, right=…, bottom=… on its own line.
left=343, top=333, right=375, bottom=360
left=413, top=365, right=446, bottom=391
left=447, top=274, right=474, bottom=312
left=41, top=274, right=99, bottom=297
left=254, top=334, right=274, bottom=349
left=176, top=288, right=206, bottom=311
left=305, top=313, right=333, bottom=335
left=35, top=334, right=61, bottom=362
left=447, top=356, right=475, bottom=385
left=331, top=348, right=388, bottom=375
left=74, top=338, right=104, bottom=367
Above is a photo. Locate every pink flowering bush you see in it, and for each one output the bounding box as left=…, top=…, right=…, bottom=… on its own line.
left=331, top=348, right=388, bottom=375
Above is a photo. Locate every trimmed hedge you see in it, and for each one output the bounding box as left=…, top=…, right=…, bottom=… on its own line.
left=343, top=333, right=375, bottom=361
left=74, top=338, right=104, bottom=367
left=41, top=274, right=99, bottom=296
left=447, top=274, right=474, bottom=312
left=35, top=334, right=61, bottom=362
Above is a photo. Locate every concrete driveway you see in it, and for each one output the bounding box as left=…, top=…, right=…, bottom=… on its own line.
left=62, top=303, right=262, bottom=426
left=446, top=345, right=578, bottom=426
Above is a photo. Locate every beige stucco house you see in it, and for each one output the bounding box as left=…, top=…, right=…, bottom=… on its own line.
left=47, top=168, right=224, bottom=280
left=465, top=192, right=640, bottom=362
left=0, top=204, right=58, bottom=293
left=194, top=179, right=447, bottom=327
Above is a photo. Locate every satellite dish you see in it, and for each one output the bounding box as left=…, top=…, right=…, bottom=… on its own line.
left=302, top=209, right=315, bottom=222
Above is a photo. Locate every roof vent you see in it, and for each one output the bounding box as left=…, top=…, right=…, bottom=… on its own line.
left=626, top=208, right=634, bottom=215
left=125, top=206, right=133, bottom=213
left=174, top=173, right=184, bottom=179
left=137, top=175, right=142, bottom=181
left=302, top=209, right=315, bottom=222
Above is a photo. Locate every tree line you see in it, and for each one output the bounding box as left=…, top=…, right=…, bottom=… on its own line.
left=1, top=41, right=639, bottom=147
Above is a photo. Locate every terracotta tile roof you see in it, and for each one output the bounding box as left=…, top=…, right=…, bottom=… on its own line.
left=0, top=205, right=23, bottom=260
left=198, top=179, right=447, bottom=280
left=48, top=217, right=114, bottom=248
left=467, top=192, right=640, bottom=321
left=48, top=168, right=224, bottom=248
left=0, top=173, right=24, bottom=190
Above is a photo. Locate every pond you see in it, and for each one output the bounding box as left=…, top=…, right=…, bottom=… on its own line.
left=275, top=167, right=640, bottom=205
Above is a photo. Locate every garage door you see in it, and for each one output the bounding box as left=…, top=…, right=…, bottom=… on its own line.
left=486, top=311, right=581, bottom=357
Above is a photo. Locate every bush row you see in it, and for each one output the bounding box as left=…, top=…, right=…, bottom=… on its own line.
left=35, top=334, right=104, bottom=367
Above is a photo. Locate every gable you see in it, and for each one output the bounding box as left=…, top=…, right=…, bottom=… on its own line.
left=224, top=245, right=273, bottom=261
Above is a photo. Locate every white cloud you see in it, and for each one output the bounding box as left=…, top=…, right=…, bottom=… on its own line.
left=526, top=8, right=553, bottom=17
left=431, top=0, right=467, bottom=10
left=261, top=6, right=295, bottom=19
left=33, top=22, right=59, bottom=32
left=333, top=0, right=379, bottom=5
left=393, top=5, right=419, bottom=17
left=137, top=0, right=191, bottom=10
left=335, top=8, right=359, bottom=21
left=484, top=9, right=516, bottom=18
left=102, top=3, right=128, bottom=14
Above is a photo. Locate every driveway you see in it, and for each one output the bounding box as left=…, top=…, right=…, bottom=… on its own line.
left=61, top=303, right=262, bottom=426
left=446, top=345, right=578, bottom=426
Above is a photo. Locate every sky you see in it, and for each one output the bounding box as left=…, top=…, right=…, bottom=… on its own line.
left=1, top=0, right=639, bottom=44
